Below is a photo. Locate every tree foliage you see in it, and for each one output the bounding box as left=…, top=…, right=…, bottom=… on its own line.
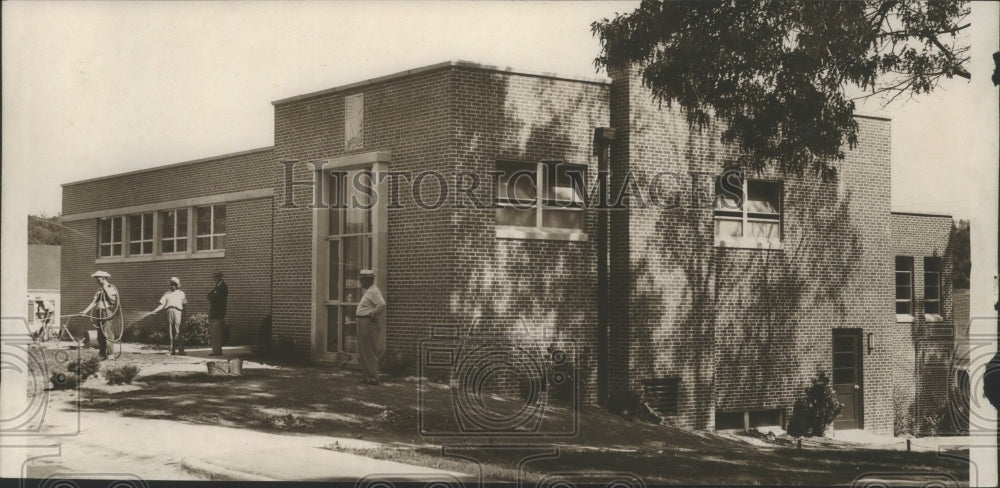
left=28, top=215, right=62, bottom=245
left=592, top=0, right=971, bottom=178
left=949, top=219, right=970, bottom=289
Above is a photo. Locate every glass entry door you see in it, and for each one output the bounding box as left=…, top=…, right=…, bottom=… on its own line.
left=325, top=169, right=373, bottom=354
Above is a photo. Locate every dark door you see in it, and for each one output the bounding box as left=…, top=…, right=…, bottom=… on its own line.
left=832, top=330, right=863, bottom=430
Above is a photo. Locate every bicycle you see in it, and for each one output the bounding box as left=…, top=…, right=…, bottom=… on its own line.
left=55, top=306, right=127, bottom=359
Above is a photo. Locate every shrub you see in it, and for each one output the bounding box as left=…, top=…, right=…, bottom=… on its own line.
left=607, top=390, right=643, bottom=417
left=123, top=327, right=170, bottom=347
left=379, top=350, right=415, bottom=377
left=104, top=364, right=140, bottom=385
left=893, top=390, right=916, bottom=437
left=67, top=356, right=102, bottom=381
left=182, top=313, right=211, bottom=347
left=50, top=372, right=79, bottom=390
left=787, top=371, right=843, bottom=437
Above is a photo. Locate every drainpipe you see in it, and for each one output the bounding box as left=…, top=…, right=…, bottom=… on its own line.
left=593, top=127, right=617, bottom=405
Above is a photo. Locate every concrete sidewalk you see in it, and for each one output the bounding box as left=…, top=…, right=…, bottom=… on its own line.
left=181, top=446, right=470, bottom=482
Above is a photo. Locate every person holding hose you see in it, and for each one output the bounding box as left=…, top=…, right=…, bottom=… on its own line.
left=151, top=277, right=187, bottom=355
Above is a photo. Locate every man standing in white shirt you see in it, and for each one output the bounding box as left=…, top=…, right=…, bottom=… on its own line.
left=152, top=277, right=188, bottom=355
left=355, top=269, right=386, bottom=385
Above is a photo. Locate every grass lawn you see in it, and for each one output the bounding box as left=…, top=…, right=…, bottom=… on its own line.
left=34, top=345, right=969, bottom=485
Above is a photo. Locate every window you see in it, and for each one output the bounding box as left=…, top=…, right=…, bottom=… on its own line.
left=160, top=209, right=188, bottom=253
left=896, top=256, right=914, bottom=318
left=714, top=173, right=782, bottom=246
left=127, top=213, right=154, bottom=255
left=495, top=160, right=586, bottom=235
left=195, top=205, right=226, bottom=251
left=924, top=257, right=942, bottom=317
left=98, top=217, right=123, bottom=257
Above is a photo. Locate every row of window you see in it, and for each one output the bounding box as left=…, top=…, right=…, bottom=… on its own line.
left=895, top=256, right=942, bottom=317
left=493, top=161, right=784, bottom=243
left=98, top=204, right=226, bottom=258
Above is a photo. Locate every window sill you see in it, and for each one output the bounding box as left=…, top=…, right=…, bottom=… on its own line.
left=924, top=314, right=944, bottom=323
left=496, top=227, right=588, bottom=242
left=896, top=314, right=915, bottom=323
left=714, top=238, right=783, bottom=250
left=95, top=250, right=225, bottom=264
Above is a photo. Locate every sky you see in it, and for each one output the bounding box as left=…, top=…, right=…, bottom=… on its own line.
left=2, top=1, right=998, bottom=222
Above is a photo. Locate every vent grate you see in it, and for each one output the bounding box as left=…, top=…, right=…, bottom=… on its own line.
left=643, top=377, right=680, bottom=414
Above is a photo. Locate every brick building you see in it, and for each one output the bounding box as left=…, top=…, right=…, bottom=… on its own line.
left=60, top=61, right=957, bottom=434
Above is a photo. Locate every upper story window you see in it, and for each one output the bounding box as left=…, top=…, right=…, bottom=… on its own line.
left=924, top=256, right=942, bottom=318
left=714, top=173, right=782, bottom=248
left=196, top=204, right=226, bottom=251
left=160, top=209, right=188, bottom=253
left=896, top=256, right=914, bottom=320
left=495, top=160, right=586, bottom=240
left=98, top=216, right=123, bottom=257
left=127, top=213, right=154, bottom=255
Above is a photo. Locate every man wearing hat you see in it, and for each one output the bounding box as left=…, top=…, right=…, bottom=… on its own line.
left=355, top=269, right=386, bottom=385
left=207, top=271, right=229, bottom=356
left=151, top=277, right=188, bottom=355
left=80, top=271, right=119, bottom=359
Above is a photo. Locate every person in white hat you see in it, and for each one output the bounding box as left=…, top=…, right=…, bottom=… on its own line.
left=151, top=277, right=188, bottom=355
left=355, top=269, right=385, bottom=385
left=80, top=271, right=119, bottom=359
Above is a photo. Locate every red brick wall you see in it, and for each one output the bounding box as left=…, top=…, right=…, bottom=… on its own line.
left=60, top=148, right=274, bottom=344
left=272, top=68, right=455, bottom=357
left=609, top=66, right=898, bottom=432
left=448, top=68, right=609, bottom=402
left=890, top=212, right=956, bottom=433
left=274, top=65, right=609, bottom=403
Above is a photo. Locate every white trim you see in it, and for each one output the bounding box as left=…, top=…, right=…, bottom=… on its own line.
left=60, top=188, right=273, bottom=222
left=271, top=61, right=610, bottom=106
left=896, top=314, right=915, bottom=323
left=714, top=237, right=783, bottom=250
left=496, top=226, right=588, bottom=242
left=96, top=250, right=224, bottom=264
left=62, top=147, right=273, bottom=187
left=924, top=314, right=945, bottom=323
left=320, top=151, right=392, bottom=170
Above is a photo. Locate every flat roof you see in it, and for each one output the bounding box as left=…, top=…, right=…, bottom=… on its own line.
left=891, top=210, right=953, bottom=219
left=62, top=146, right=273, bottom=187
left=271, top=60, right=613, bottom=106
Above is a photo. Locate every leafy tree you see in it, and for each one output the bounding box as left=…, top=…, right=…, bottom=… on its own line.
left=592, top=1, right=971, bottom=179
left=949, top=219, right=970, bottom=289
left=28, top=214, right=62, bottom=245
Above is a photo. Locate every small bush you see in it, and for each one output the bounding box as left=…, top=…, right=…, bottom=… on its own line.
left=123, top=327, right=169, bottom=347
left=368, top=407, right=418, bottom=431
left=893, top=390, right=916, bottom=437
left=67, top=356, right=102, bottom=381
left=607, top=390, right=643, bottom=417
left=182, top=313, right=211, bottom=347
left=379, top=350, right=416, bottom=377
left=104, top=364, right=140, bottom=385
left=50, top=372, right=79, bottom=390
left=787, top=371, right=843, bottom=437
